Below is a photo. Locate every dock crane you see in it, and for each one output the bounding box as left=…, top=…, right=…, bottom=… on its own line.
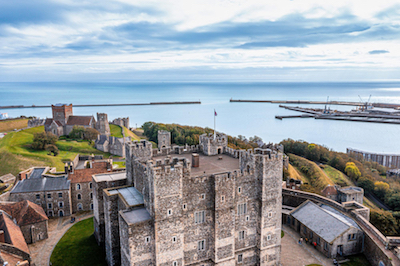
left=358, top=95, right=372, bottom=111
left=324, top=96, right=330, bottom=114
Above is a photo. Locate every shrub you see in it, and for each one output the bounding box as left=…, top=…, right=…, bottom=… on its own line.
left=32, top=132, right=58, bottom=150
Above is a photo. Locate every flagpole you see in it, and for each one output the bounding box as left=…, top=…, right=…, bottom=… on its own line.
left=214, top=109, right=216, bottom=140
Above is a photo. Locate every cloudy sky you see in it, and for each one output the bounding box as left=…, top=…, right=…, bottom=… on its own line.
left=1, top=0, right=400, bottom=81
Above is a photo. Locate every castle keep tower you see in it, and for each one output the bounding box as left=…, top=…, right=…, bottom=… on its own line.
left=158, top=130, right=171, bottom=149
left=199, top=133, right=228, bottom=155
left=51, top=103, right=72, bottom=125
left=96, top=113, right=111, bottom=135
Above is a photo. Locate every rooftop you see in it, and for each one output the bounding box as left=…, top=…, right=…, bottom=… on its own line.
left=11, top=177, right=70, bottom=193
left=0, top=213, right=30, bottom=254
left=66, top=116, right=94, bottom=126
left=156, top=153, right=239, bottom=176
left=68, top=161, right=109, bottom=183
left=93, top=172, right=126, bottom=182
left=108, top=186, right=144, bottom=207
left=0, top=200, right=48, bottom=226
left=291, top=201, right=359, bottom=243
left=121, top=207, right=151, bottom=224
left=30, top=168, right=46, bottom=179
left=339, top=186, right=363, bottom=194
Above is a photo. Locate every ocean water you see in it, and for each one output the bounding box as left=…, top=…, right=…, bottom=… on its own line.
left=1, top=81, right=400, bottom=153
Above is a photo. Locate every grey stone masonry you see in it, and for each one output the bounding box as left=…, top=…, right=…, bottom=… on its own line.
left=199, top=133, right=228, bottom=156
left=158, top=130, right=171, bottom=149
left=101, top=140, right=283, bottom=266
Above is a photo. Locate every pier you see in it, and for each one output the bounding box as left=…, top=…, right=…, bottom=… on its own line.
left=230, top=99, right=400, bottom=109
left=0, top=101, right=201, bottom=110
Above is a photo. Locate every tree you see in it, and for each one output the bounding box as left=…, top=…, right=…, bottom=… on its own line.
left=69, top=126, right=85, bottom=139
left=357, top=176, right=374, bottom=193
left=374, top=181, right=390, bottom=198
left=344, top=162, right=361, bottom=181
left=45, top=144, right=59, bottom=156
left=32, top=132, right=58, bottom=150
left=370, top=209, right=398, bottom=235
left=84, top=128, right=99, bottom=140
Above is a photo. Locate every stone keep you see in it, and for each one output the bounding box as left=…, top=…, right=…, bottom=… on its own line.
left=97, top=113, right=111, bottom=136
left=158, top=130, right=171, bottom=149
left=199, top=133, right=228, bottom=156
left=104, top=137, right=283, bottom=266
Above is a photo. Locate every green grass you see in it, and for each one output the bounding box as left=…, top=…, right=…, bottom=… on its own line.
left=363, top=196, right=380, bottom=210
left=0, top=126, right=110, bottom=176
left=50, top=218, right=107, bottom=266
left=113, top=161, right=126, bottom=168
left=281, top=230, right=284, bottom=238
left=306, top=264, right=321, bottom=266
left=322, top=165, right=354, bottom=187
left=341, top=254, right=371, bottom=266
left=288, top=164, right=309, bottom=183
left=0, top=118, right=29, bottom=132
left=110, top=124, right=123, bottom=138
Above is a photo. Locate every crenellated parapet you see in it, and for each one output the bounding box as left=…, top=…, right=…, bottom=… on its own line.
left=152, top=144, right=200, bottom=157
left=199, top=133, right=228, bottom=156
left=125, top=140, right=152, bottom=162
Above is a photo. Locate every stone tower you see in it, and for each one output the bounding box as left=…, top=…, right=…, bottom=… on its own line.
left=199, top=133, right=228, bottom=155
left=157, top=130, right=171, bottom=149
left=51, top=104, right=73, bottom=125
left=96, top=113, right=110, bottom=135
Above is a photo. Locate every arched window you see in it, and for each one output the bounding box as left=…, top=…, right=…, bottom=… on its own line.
left=247, top=165, right=251, bottom=174
left=90, top=192, right=93, bottom=199
left=78, top=203, right=83, bottom=210
left=59, top=210, right=64, bottom=217
left=89, top=182, right=92, bottom=189
left=77, top=194, right=82, bottom=200
left=76, top=184, right=81, bottom=190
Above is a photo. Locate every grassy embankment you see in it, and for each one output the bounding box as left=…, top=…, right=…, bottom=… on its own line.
left=50, top=217, right=107, bottom=266
left=0, top=126, right=110, bottom=176
left=109, top=124, right=140, bottom=140
left=288, top=154, right=334, bottom=193
left=0, top=118, right=29, bottom=132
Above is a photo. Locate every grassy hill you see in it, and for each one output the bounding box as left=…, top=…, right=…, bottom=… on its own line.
left=0, top=126, right=110, bottom=176
left=287, top=164, right=308, bottom=183
left=110, top=124, right=140, bottom=140
left=322, top=165, right=354, bottom=187
left=0, top=118, right=29, bottom=132
left=288, top=154, right=334, bottom=193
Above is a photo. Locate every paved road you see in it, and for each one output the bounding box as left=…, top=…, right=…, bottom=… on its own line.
left=28, top=212, right=93, bottom=266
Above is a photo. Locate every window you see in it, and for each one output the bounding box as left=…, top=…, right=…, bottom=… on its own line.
left=90, top=203, right=94, bottom=210
left=173, top=261, right=177, bottom=266
left=172, top=236, right=177, bottom=243
left=221, top=196, right=225, bottom=202
left=168, top=209, right=172, bottom=216
left=303, top=226, right=307, bottom=234
left=195, top=211, right=205, bottom=224
left=324, top=242, right=328, bottom=251
left=58, top=192, right=62, bottom=198
left=317, top=237, right=320, bottom=245
left=59, top=210, right=64, bottom=217
left=76, top=184, right=81, bottom=190
left=47, top=193, right=51, bottom=199
left=267, top=235, right=271, bottom=241
left=239, top=230, right=245, bottom=240
left=183, top=204, right=187, bottom=210
left=48, top=203, right=52, bottom=209
left=145, top=236, right=151, bottom=243
left=90, top=192, right=93, bottom=199
left=348, top=234, right=351, bottom=241
left=36, top=194, right=40, bottom=200
left=238, top=187, right=242, bottom=193
left=237, top=203, right=247, bottom=215
left=77, top=194, right=82, bottom=200
left=268, top=212, right=272, bottom=218
left=48, top=210, right=53, bottom=217
left=246, top=215, right=250, bottom=221
left=78, top=203, right=83, bottom=210
left=200, top=194, right=205, bottom=200
left=59, top=202, right=63, bottom=208
left=198, top=240, right=205, bottom=250
left=89, top=182, right=92, bottom=189
left=238, top=254, right=243, bottom=263
left=310, top=232, right=313, bottom=238
left=352, top=234, right=356, bottom=240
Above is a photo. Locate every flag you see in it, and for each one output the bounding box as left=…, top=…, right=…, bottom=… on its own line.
left=214, top=110, right=217, bottom=116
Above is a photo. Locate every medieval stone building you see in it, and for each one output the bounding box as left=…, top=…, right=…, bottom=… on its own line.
left=93, top=131, right=283, bottom=266
left=95, top=135, right=130, bottom=157
left=111, top=117, right=130, bottom=129
left=44, top=104, right=110, bottom=137
left=158, top=130, right=171, bottom=149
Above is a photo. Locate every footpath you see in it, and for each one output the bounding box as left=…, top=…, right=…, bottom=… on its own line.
left=28, top=212, right=93, bottom=266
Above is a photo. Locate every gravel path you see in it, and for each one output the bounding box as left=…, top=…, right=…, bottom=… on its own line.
left=28, top=212, right=93, bottom=266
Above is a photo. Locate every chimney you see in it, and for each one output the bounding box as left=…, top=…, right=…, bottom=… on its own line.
left=64, top=163, right=68, bottom=174
left=192, top=153, right=199, bottom=168
left=0, top=230, right=4, bottom=243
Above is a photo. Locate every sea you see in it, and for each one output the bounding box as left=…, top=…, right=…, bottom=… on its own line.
left=1, top=81, right=400, bottom=154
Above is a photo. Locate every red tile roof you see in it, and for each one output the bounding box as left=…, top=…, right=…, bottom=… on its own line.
left=44, top=118, right=53, bottom=126
left=0, top=213, right=30, bottom=254
left=68, top=161, right=109, bottom=183
left=66, top=116, right=94, bottom=126
left=0, top=251, right=26, bottom=265
left=0, top=200, right=48, bottom=226
left=322, top=185, right=338, bottom=196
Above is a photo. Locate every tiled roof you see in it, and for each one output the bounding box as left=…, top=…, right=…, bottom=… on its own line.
left=0, top=200, right=48, bottom=226
left=10, top=177, right=70, bottom=193
left=66, top=116, right=94, bottom=126
left=95, top=135, right=108, bottom=145
left=53, top=120, right=63, bottom=127
left=0, top=251, right=25, bottom=266
left=0, top=173, right=15, bottom=183
left=322, top=185, right=337, bottom=196
left=0, top=213, right=30, bottom=254
left=68, top=162, right=109, bottom=183
left=44, top=118, right=53, bottom=126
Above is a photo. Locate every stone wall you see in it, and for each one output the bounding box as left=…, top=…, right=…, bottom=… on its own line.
left=71, top=181, right=93, bottom=213
left=199, top=133, right=228, bottom=156
left=20, top=220, right=48, bottom=244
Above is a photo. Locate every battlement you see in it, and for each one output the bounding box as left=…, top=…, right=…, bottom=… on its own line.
left=148, top=157, right=191, bottom=173
left=240, top=147, right=282, bottom=161
left=199, top=133, right=228, bottom=156
left=126, top=140, right=152, bottom=162
left=152, top=144, right=200, bottom=157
